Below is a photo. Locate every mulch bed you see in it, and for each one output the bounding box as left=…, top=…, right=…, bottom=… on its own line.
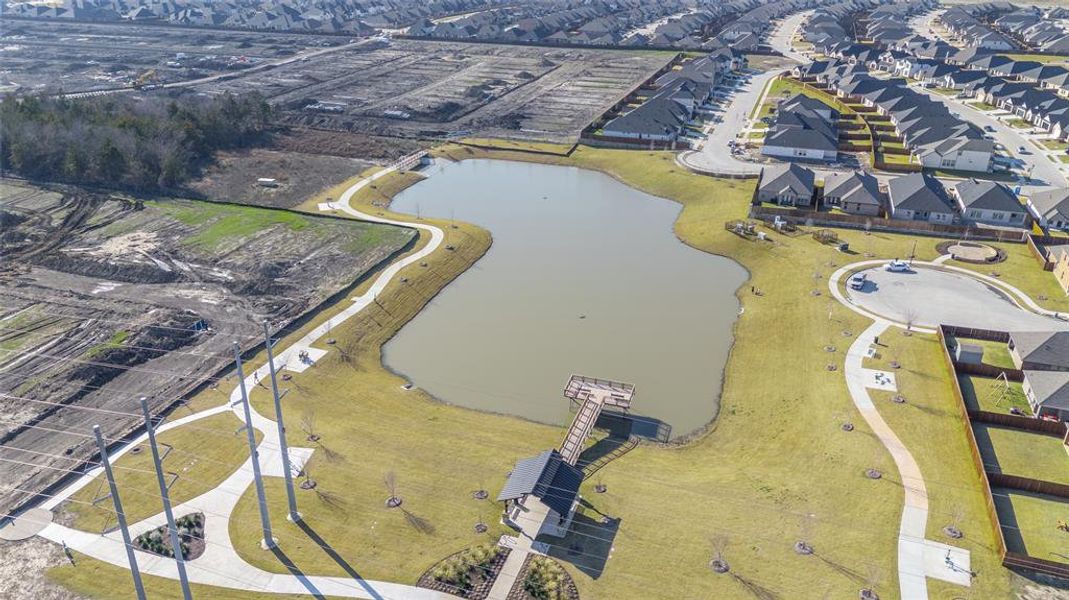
left=134, top=512, right=205, bottom=561
left=505, top=555, right=580, bottom=600
left=416, top=546, right=511, bottom=600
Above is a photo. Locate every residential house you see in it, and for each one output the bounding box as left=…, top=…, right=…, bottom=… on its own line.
left=952, top=179, right=1028, bottom=226
left=822, top=171, right=884, bottom=216
left=761, top=93, right=840, bottom=162
left=1055, top=248, right=1069, bottom=296
left=1022, top=370, right=1069, bottom=421
left=756, top=163, right=816, bottom=207
left=1027, top=189, right=1069, bottom=232
left=1008, top=331, right=1069, bottom=371
left=887, top=173, right=955, bottom=223
left=916, top=135, right=994, bottom=172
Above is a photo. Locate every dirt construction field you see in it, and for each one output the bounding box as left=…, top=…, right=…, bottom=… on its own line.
left=187, top=149, right=374, bottom=209
left=199, top=39, right=670, bottom=142
left=0, top=19, right=342, bottom=95
left=0, top=180, right=415, bottom=517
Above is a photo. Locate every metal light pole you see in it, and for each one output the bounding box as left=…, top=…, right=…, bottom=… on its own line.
left=232, top=342, right=276, bottom=549
left=92, top=425, right=146, bottom=600
left=140, top=398, right=193, bottom=600
left=263, top=320, right=300, bottom=523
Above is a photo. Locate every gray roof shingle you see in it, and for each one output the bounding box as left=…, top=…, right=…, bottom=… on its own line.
left=497, top=450, right=583, bottom=517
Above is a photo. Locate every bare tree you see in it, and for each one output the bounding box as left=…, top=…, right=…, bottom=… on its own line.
left=384, top=471, right=402, bottom=507
left=902, top=308, right=918, bottom=334
left=300, top=410, right=320, bottom=442
left=709, top=533, right=730, bottom=573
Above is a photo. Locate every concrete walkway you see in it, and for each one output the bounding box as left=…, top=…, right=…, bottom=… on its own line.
left=843, top=321, right=971, bottom=600
left=827, top=257, right=1069, bottom=598
left=14, top=160, right=460, bottom=599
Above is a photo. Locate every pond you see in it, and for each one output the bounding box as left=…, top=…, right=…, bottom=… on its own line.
left=383, top=159, right=748, bottom=439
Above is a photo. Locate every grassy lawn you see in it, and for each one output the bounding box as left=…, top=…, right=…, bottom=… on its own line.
left=152, top=201, right=311, bottom=251
left=946, top=336, right=1015, bottom=369
left=868, top=333, right=1019, bottom=599
left=53, top=145, right=1069, bottom=599
left=931, top=87, right=959, bottom=97
left=51, top=563, right=332, bottom=600
left=970, top=101, right=999, bottom=112
left=952, top=241, right=1069, bottom=312
left=881, top=152, right=914, bottom=165
left=993, top=488, right=1069, bottom=563
left=1006, top=118, right=1033, bottom=130
left=1059, top=155, right=1069, bottom=164
left=766, top=78, right=855, bottom=115
left=957, top=374, right=1033, bottom=416
left=61, top=412, right=259, bottom=533
left=972, top=423, right=1069, bottom=485
left=1039, top=139, right=1069, bottom=151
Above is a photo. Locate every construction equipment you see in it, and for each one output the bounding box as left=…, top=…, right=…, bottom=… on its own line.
left=132, top=69, right=157, bottom=90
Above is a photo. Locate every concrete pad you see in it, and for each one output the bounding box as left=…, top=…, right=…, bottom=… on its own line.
left=0, top=508, right=53, bottom=541
left=864, top=369, right=897, bottom=391
left=921, top=539, right=972, bottom=586
left=260, top=446, right=314, bottom=478
left=280, top=346, right=327, bottom=373
left=316, top=202, right=335, bottom=212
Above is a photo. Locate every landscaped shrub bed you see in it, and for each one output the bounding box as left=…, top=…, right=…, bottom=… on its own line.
left=417, top=544, right=510, bottom=599
left=134, top=513, right=205, bottom=560
left=509, top=556, right=579, bottom=600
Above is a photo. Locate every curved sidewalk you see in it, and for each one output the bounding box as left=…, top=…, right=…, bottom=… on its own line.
left=830, top=264, right=974, bottom=600
left=26, top=163, right=459, bottom=599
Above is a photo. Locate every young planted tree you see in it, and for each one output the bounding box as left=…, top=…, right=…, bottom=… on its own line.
left=300, top=410, right=320, bottom=442
left=384, top=471, right=402, bottom=508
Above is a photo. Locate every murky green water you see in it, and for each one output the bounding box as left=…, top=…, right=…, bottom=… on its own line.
left=383, top=159, right=747, bottom=439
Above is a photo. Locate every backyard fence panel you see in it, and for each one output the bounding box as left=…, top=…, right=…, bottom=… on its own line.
left=987, top=473, right=1069, bottom=499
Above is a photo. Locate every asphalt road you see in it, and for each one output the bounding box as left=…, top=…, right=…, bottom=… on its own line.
left=847, top=266, right=1069, bottom=331
left=679, top=10, right=811, bottom=175
left=908, top=84, right=1069, bottom=194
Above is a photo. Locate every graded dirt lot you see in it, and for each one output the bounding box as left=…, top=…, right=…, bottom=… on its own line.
left=271, top=128, right=429, bottom=161
left=200, top=39, right=670, bottom=142
left=0, top=19, right=342, bottom=94
left=187, top=148, right=373, bottom=208
left=0, top=180, right=415, bottom=517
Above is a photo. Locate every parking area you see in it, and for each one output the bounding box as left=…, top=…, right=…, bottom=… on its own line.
left=846, top=266, right=1069, bottom=330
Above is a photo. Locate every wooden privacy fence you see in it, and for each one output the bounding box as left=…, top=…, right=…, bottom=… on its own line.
left=942, top=325, right=1010, bottom=343
left=969, top=410, right=1066, bottom=435
left=937, top=325, right=1069, bottom=581
left=988, top=473, right=1069, bottom=499
left=1004, top=553, right=1069, bottom=580
left=953, top=360, right=1023, bottom=381
left=749, top=206, right=1027, bottom=241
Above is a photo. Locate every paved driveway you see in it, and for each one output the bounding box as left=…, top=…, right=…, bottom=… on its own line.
left=846, top=266, right=1069, bottom=331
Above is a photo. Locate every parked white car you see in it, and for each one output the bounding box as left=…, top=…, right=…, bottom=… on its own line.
left=849, top=273, right=867, bottom=290
left=886, top=259, right=911, bottom=272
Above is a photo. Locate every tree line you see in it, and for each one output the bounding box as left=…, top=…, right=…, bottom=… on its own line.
left=0, top=92, right=273, bottom=190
